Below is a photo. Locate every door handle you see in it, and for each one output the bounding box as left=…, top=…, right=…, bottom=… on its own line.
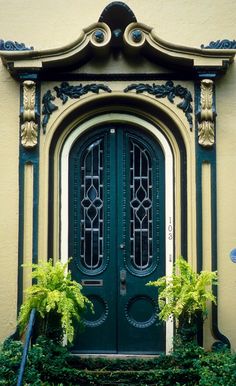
left=120, top=269, right=126, bottom=296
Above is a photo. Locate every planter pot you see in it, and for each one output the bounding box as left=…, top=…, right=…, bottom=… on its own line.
left=177, top=313, right=202, bottom=342
left=32, top=310, right=63, bottom=344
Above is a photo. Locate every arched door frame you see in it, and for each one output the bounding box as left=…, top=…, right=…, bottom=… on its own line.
left=60, top=113, right=174, bottom=353
left=40, top=93, right=191, bottom=270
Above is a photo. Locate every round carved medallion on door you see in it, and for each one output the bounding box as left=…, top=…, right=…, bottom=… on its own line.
left=84, top=295, right=108, bottom=327
left=125, top=295, right=157, bottom=328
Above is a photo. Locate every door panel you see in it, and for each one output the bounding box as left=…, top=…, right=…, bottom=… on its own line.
left=69, top=125, right=165, bottom=354
left=69, top=130, right=117, bottom=353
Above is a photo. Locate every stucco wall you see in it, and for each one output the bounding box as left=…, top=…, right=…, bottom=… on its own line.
left=217, top=67, right=236, bottom=348
left=0, top=66, right=19, bottom=340
left=0, top=0, right=235, bottom=348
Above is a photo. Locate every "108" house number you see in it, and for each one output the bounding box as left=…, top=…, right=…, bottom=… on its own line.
left=168, top=217, right=173, bottom=240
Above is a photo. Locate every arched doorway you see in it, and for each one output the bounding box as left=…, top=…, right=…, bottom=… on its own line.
left=1, top=0, right=231, bottom=352
left=60, top=114, right=174, bottom=354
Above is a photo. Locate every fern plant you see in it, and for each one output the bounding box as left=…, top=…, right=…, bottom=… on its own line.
left=147, top=256, right=217, bottom=336
left=18, top=259, right=93, bottom=344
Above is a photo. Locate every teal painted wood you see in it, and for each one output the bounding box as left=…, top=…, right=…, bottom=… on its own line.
left=117, top=128, right=165, bottom=354
left=69, top=124, right=165, bottom=354
left=69, top=128, right=117, bottom=353
left=18, top=77, right=40, bottom=312
left=194, top=78, right=230, bottom=348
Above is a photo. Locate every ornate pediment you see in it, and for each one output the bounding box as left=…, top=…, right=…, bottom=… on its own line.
left=0, top=2, right=234, bottom=78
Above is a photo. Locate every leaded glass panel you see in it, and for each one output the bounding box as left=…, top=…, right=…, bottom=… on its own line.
left=80, top=139, right=104, bottom=271
left=130, top=138, right=153, bottom=271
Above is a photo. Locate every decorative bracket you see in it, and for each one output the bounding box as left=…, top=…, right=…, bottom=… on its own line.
left=21, top=80, right=38, bottom=148
left=197, top=79, right=216, bottom=147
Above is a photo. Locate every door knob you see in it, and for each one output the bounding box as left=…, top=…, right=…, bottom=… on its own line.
left=120, top=243, right=125, bottom=249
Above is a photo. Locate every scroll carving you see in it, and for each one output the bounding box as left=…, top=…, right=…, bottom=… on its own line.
left=0, top=39, right=33, bottom=51
left=201, top=39, right=236, bottom=49
left=42, top=82, right=112, bottom=132
left=198, top=79, right=215, bottom=147
left=21, top=80, right=38, bottom=148
left=124, top=81, right=193, bottom=130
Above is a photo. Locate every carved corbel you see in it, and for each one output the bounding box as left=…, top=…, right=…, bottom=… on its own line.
left=21, top=80, right=38, bottom=148
left=198, top=79, right=216, bottom=147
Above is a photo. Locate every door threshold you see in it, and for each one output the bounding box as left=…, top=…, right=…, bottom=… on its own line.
left=71, top=354, right=159, bottom=359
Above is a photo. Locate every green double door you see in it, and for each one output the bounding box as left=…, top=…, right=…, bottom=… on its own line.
left=69, top=124, right=165, bottom=354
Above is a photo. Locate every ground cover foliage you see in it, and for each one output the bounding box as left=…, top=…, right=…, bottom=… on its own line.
left=1, top=337, right=236, bottom=385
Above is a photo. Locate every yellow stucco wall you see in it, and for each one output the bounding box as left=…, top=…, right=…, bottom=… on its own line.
left=0, top=0, right=235, bottom=348
left=0, top=67, right=19, bottom=340
left=217, top=68, right=236, bottom=348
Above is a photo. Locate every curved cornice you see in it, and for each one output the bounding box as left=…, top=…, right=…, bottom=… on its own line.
left=0, top=22, right=112, bottom=75
left=124, top=23, right=235, bottom=68
left=0, top=21, right=235, bottom=77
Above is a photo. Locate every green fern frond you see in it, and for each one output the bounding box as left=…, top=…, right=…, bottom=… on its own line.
left=18, top=259, right=93, bottom=343
left=147, top=256, right=217, bottom=324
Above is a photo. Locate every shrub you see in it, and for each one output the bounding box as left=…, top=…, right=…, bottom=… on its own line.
left=1, top=336, right=236, bottom=386
left=0, top=339, right=41, bottom=386
left=197, top=348, right=236, bottom=386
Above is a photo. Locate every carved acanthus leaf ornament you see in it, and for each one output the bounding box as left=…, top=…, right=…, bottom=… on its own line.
left=198, top=79, right=215, bottom=147
left=21, top=121, right=38, bottom=148
left=21, top=80, right=38, bottom=148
